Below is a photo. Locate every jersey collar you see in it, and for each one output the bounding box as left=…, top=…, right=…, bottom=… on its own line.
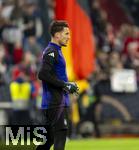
left=49, top=42, right=61, bottom=51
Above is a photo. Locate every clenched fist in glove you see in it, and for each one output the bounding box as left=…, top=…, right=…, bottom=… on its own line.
left=63, top=82, right=79, bottom=94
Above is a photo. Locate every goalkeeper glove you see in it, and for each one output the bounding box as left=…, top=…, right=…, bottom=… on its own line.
left=63, top=82, right=79, bottom=94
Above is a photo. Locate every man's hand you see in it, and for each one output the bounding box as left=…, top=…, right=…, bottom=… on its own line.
left=63, top=82, right=79, bottom=94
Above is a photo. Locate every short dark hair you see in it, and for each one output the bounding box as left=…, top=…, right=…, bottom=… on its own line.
left=49, top=20, right=69, bottom=37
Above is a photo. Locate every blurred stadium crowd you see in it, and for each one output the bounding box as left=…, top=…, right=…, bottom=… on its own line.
left=0, top=0, right=139, bottom=139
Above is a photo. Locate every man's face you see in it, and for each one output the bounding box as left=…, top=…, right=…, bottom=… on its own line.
left=58, top=27, right=70, bottom=46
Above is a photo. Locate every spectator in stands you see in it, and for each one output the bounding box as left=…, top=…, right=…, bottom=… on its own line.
left=89, top=0, right=108, bottom=49
left=95, top=50, right=110, bottom=81
left=124, top=42, right=139, bottom=69
left=0, top=42, right=6, bottom=73
left=109, top=51, right=123, bottom=70
left=24, top=35, right=42, bottom=57
left=22, top=2, right=37, bottom=38
left=122, top=25, right=139, bottom=56
left=13, top=41, right=23, bottom=64
left=90, top=0, right=107, bottom=35
left=47, top=0, right=56, bottom=20
left=1, top=19, right=23, bottom=64
left=9, top=72, right=33, bottom=125
left=0, top=41, right=10, bottom=82
left=105, top=23, right=115, bottom=52
left=0, top=15, right=7, bottom=41
left=0, top=0, right=14, bottom=20
left=10, top=0, right=25, bottom=24
left=12, top=51, right=37, bottom=82
left=124, top=42, right=139, bottom=82
left=9, top=50, right=37, bottom=125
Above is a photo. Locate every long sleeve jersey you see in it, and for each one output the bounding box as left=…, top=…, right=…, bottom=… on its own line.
left=38, top=42, right=70, bottom=109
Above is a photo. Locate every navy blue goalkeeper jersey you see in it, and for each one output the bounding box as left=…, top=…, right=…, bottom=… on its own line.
left=38, top=42, right=70, bottom=109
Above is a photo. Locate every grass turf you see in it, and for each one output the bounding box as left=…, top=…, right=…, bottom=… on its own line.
left=0, top=138, right=139, bottom=150
left=65, top=138, right=139, bottom=150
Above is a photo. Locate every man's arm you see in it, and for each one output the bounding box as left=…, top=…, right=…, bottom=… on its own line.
left=38, top=49, right=79, bottom=93
left=38, top=49, right=65, bottom=88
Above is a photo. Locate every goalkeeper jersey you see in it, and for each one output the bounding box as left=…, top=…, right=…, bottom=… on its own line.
left=38, top=42, right=70, bottom=109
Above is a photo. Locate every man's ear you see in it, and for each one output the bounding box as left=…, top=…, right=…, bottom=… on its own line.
left=55, top=32, right=60, bottom=39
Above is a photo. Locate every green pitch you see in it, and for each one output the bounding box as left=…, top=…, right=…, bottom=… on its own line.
left=0, top=138, right=139, bottom=150
left=65, top=138, right=139, bottom=150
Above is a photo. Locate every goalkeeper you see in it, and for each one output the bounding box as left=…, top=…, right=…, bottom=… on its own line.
left=37, top=20, right=79, bottom=150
